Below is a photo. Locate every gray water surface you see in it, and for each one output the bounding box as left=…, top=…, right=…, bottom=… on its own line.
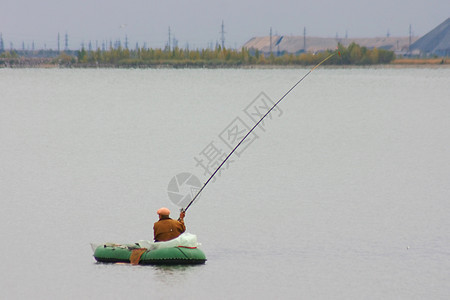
left=1, top=67, right=449, bottom=299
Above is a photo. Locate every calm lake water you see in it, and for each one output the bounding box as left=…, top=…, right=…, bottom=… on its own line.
left=1, top=67, right=449, bottom=299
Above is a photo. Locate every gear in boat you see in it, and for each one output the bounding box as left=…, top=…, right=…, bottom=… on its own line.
left=92, top=232, right=206, bottom=265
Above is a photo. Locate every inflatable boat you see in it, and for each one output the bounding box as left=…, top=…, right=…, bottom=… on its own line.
left=92, top=233, right=206, bottom=265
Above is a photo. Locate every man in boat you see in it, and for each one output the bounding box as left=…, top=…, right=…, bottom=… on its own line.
left=153, top=207, right=186, bottom=242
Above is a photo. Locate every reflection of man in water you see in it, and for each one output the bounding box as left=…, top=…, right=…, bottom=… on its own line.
left=153, top=207, right=186, bottom=242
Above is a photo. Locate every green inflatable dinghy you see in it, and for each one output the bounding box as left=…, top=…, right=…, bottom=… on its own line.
left=92, top=233, right=206, bottom=265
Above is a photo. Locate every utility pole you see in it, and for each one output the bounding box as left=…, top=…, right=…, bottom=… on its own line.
left=0, top=33, right=4, bottom=52
left=168, top=26, right=171, bottom=51
left=172, top=35, right=178, bottom=49
left=269, top=27, right=273, bottom=54
left=220, top=20, right=225, bottom=49
left=409, top=24, right=412, bottom=53
left=303, top=27, right=306, bottom=52
left=64, top=33, right=69, bottom=51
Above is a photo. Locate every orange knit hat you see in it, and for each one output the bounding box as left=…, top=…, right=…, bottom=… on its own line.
left=157, top=207, right=170, bottom=216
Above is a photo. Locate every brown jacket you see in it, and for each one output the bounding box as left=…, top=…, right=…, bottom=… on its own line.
left=153, top=217, right=186, bottom=242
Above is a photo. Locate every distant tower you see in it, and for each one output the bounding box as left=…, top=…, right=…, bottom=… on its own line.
left=168, top=26, right=171, bottom=51
left=172, top=35, right=178, bottom=48
left=125, top=35, right=129, bottom=49
left=64, top=33, right=69, bottom=51
left=58, top=32, right=60, bottom=52
left=345, top=30, right=348, bottom=39
left=0, top=33, right=4, bottom=52
left=303, top=27, right=306, bottom=51
left=32, top=41, right=35, bottom=51
left=270, top=27, right=273, bottom=54
left=220, top=20, right=225, bottom=49
left=88, top=41, right=92, bottom=52
left=409, top=24, right=412, bottom=53
left=386, top=29, right=390, bottom=38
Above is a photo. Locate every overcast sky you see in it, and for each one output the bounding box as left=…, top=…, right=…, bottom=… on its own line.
left=1, top=0, right=449, bottom=50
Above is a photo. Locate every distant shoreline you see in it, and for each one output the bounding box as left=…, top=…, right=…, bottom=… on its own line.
left=0, top=57, right=448, bottom=69
left=2, top=43, right=448, bottom=69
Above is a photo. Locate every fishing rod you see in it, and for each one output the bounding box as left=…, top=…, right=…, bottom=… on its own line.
left=183, top=51, right=338, bottom=213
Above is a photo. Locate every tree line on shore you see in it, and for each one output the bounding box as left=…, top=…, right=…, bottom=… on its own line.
left=1, top=43, right=395, bottom=67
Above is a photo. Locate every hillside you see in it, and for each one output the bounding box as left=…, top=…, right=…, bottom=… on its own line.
left=243, top=35, right=418, bottom=54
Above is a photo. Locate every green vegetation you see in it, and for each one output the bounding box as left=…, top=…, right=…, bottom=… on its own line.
left=70, top=42, right=395, bottom=67
left=0, top=50, right=19, bottom=58
left=336, top=43, right=395, bottom=65
left=0, top=50, right=19, bottom=67
left=0, top=43, right=396, bottom=68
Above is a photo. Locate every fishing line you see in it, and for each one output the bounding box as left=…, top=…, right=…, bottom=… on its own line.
left=183, top=51, right=338, bottom=212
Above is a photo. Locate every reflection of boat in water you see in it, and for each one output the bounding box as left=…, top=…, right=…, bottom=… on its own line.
left=92, top=233, right=206, bottom=265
